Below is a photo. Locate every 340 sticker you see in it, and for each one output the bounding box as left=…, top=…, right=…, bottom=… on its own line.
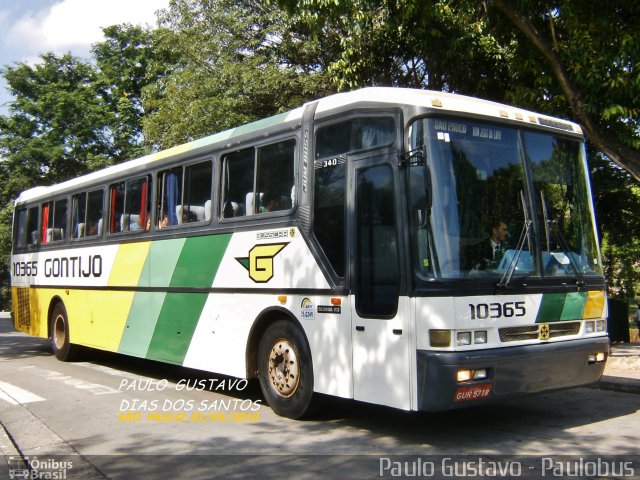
left=469, top=301, right=526, bottom=320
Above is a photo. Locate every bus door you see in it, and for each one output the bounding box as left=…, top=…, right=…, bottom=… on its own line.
left=348, top=154, right=412, bottom=410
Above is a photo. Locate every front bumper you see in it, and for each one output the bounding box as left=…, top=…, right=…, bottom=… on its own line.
left=417, top=337, right=609, bottom=411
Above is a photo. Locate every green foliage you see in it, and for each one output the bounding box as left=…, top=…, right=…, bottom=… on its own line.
left=591, top=153, right=640, bottom=298
left=92, top=24, right=169, bottom=162
left=141, top=0, right=337, bottom=149
left=0, top=26, right=162, bottom=310
left=279, top=0, right=514, bottom=99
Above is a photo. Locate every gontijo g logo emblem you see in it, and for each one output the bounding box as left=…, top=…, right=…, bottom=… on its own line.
left=236, top=243, right=288, bottom=283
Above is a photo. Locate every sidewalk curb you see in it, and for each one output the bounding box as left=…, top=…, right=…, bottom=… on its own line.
left=592, top=375, right=640, bottom=395
left=1, top=421, right=23, bottom=479
left=0, top=402, right=108, bottom=479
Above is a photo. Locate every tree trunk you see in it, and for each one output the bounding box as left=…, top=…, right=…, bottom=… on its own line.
left=492, top=0, right=640, bottom=181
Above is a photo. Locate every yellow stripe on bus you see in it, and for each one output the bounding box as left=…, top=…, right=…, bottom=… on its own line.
left=71, top=242, right=151, bottom=351
left=583, top=290, right=605, bottom=319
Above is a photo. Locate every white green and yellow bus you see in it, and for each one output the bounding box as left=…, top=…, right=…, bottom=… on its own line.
left=10, top=87, right=608, bottom=418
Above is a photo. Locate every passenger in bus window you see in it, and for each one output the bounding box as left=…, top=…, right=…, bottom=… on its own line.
left=263, top=190, right=280, bottom=212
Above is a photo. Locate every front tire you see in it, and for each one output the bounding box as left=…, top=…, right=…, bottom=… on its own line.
left=258, top=320, right=314, bottom=419
left=51, top=302, right=80, bottom=361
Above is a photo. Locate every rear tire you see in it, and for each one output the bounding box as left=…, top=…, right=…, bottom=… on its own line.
left=258, top=320, right=315, bottom=419
left=51, top=302, right=80, bottom=361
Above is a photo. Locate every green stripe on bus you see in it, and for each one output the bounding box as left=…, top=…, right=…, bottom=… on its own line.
left=146, top=234, right=231, bottom=364
left=169, top=234, right=231, bottom=288
left=535, top=293, right=566, bottom=323
left=118, top=238, right=186, bottom=357
left=560, top=291, right=587, bottom=320
left=536, top=292, right=588, bottom=323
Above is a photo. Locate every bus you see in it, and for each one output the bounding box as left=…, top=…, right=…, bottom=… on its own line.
left=10, top=87, right=608, bottom=419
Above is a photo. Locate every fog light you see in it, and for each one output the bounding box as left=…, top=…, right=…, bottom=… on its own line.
left=584, top=321, right=595, bottom=333
left=474, top=331, right=488, bottom=344
left=430, top=330, right=451, bottom=347
left=457, top=369, right=472, bottom=382
left=457, top=332, right=472, bottom=346
left=596, top=352, right=606, bottom=362
left=474, top=369, right=488, bottom=380
left=596, top=320, right=606, bottom=332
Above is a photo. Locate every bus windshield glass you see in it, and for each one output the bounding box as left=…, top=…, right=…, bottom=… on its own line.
left=409, top=117, right=602, bottom=280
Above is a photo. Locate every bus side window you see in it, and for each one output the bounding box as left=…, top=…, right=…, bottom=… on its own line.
left=158, top=160, right=212, bottom=227
left=109, top=177, right=151, bottom=233
left=157, top=167, right=182, bottom=227
left=256, top=139, right=295, bottom=214
left=220, top=148, right=253, bottom=218
left=86, top=189, right=104, bottom=236
left=181, top=160, right=212, bottom=224
left=316, top=117, right=395, bottom=159
left=72, top=189, right=104, bottom=239
left=72, top=192, right=87, bottom=238
left=41, top=199, right=67, bottom=244
left=14, top=206, right=39, bottom=250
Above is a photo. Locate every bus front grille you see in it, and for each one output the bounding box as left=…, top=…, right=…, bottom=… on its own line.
left=499, top=322, right=581, bottom=342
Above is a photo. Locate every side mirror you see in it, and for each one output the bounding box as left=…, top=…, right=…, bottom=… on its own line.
left=410, top=162, right=432, bottom=211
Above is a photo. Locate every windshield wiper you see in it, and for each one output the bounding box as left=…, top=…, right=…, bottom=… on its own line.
left=497, top=219, right=532, bottom=289
left=538, top=191, right=585, bottom=287
left=547, top=219, right=586, bottom=287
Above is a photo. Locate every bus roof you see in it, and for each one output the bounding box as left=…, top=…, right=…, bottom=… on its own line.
left=15, top=87, right=582, bottom=205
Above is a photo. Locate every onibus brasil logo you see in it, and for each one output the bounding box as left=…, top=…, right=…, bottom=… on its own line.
left=236, top=243, right=288, bottom=283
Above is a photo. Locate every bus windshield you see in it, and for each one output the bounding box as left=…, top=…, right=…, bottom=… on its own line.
left=409, top=117, right=602, bottom=281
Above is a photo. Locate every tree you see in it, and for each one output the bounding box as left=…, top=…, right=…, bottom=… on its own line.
left=283, top=0, right=640, bottom=180
left=92, top=24, right=174, bottom=161
left=0, top=26, right=171, bottom=310
left=141, top=0, right=337, bottom=149
left=591, top=154, right=640, bottom=298
left=490, top=0, right=640, bottom=181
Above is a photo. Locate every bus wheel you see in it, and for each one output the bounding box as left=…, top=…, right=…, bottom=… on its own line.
left=258, top=320, right=314, bottom=419
left=51, top=302, right=79, bottom=361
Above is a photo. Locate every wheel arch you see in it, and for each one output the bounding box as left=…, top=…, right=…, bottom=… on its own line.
left=245, top=306, right=310, bottom=379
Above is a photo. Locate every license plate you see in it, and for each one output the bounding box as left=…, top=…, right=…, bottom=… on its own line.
left=454, top=383, right=492, bottom=402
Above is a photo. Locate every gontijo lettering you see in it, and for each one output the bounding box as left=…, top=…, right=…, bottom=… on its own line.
left=44, top=255, right=103, bottom=278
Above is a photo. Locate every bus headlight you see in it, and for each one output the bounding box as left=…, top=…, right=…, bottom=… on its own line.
left=430, top=330, right=451, bottom=347
left=584, top=321, right=595, bottom=333
left=596, top=320, right=606, bottom=332
left=457, top=332, right=472, bottom=346
left=588, top=352, right=607, bottom=364
left=474, top=369, right=488, bottom=380
left=474, top=331, right=488, bottom=344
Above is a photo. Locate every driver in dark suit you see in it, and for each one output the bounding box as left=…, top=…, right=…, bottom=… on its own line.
left=466, top=219, right=508, bottom=270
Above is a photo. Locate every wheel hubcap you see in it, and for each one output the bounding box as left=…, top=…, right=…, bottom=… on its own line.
left=268, top=338, right=300, bottom=397
left=53, top=315, right=65, bottom=350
